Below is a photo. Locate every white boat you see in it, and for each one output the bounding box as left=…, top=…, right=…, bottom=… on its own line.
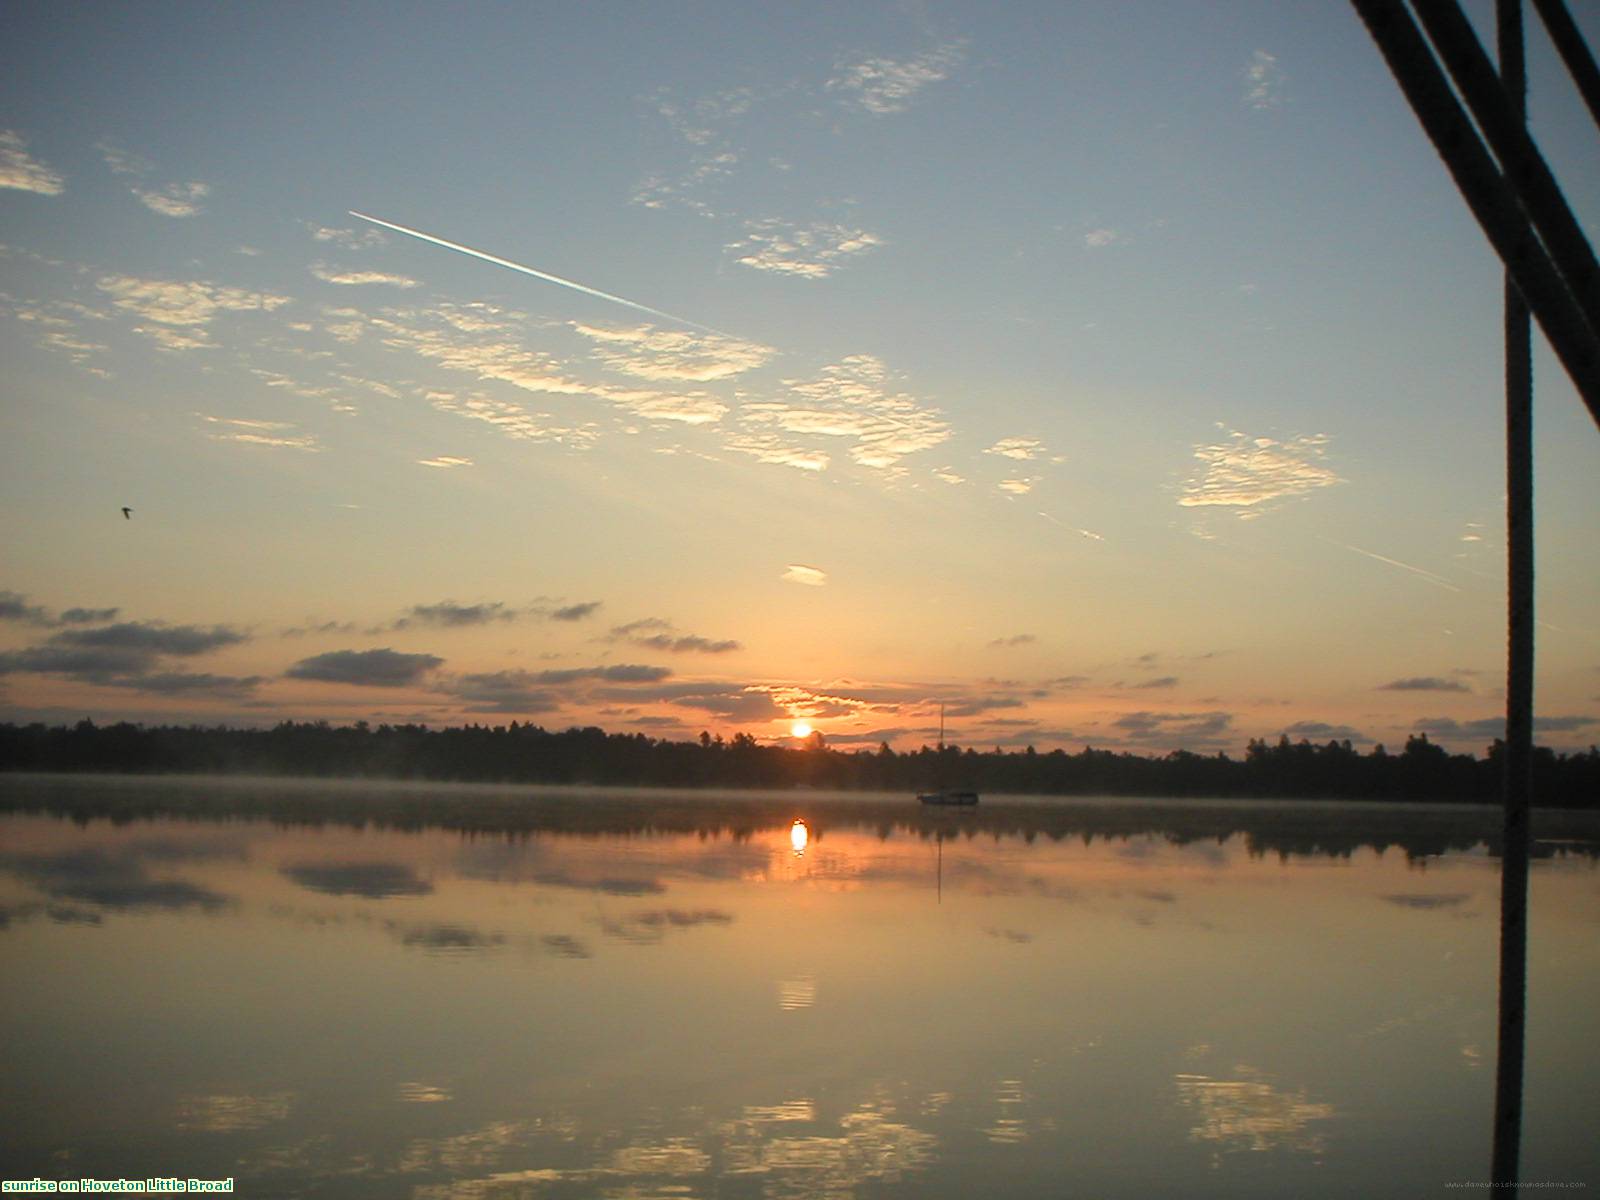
left=918, top=704, right=979, bottom=805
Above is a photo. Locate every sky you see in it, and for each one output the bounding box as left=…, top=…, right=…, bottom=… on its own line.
left=2, top=0, right=1597, bottom=757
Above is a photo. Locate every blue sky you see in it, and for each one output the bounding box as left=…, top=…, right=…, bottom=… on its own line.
left=2, top=0, right=1597, bottom=754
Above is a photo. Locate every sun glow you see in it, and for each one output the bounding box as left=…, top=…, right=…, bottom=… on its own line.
left=790, top=819, right=809, bottom=855
left=790, top=720, right=813, bottom=739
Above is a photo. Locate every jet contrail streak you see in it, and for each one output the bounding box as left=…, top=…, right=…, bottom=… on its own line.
left=1323, top=538, right=1461, bottom=592
left=349, top=211, right=736, bottom=339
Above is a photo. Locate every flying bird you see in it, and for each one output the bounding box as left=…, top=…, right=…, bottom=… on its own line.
left=121, top=507, right=132, bottom=520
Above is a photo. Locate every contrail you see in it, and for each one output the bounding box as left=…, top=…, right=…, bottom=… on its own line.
left=349, top=211, right=736, bottom=339
left=1321, top=538, right=1461, bottom=592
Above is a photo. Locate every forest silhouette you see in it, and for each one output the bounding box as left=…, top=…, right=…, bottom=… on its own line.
left=1, top=718, right=1595, bottom=808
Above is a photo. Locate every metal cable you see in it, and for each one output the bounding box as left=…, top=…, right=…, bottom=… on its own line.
left=1492, top=1, right=1533, bottom=1187
left=1349, top=0, right=1600, bottom=426
left=1411, top=0, right=1600, bottom=340
left=1531, top=0, right=1600, bottom=131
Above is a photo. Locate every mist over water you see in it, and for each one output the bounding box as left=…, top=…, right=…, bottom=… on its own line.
left=1, top=776, right=1596, bottom=1197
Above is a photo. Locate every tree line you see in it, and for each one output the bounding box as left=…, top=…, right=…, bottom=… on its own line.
left=0, top=719, right=1595, bottom=807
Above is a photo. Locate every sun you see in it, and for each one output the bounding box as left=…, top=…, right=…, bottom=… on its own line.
left=790, top=720, right=813, bottom=739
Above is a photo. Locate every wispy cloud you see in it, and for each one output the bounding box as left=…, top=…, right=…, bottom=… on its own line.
left=134, top=181, right=210, bottom=218
left=416, top=455, right=473, bottom=468
left=426, top=391, right=599, bottom=448
left=370, top=306, right=727, bottom=429
left=727, top=219, right=882, bottom=279
left=199, top=415, right=321, bottom=451
left=986, top=437, right=1054, bottom=461
left=97, top=141, right=209, bottom=215
left=0, top=130, right=65, bottom=195
left=781, top=565, right=828, bottom=587
left=1179, top=429, right=1341, bottom=513
left=572, top=322, right=772, bottom=382
left=735, top=355, right=950, bottom=473
left=1084, top=228, right=1123, bottom=249
left=1243, top=50, right=1286, bottom=110
left=998, top=478, right=1037, bottom=496
left=308, top=224, right=387, bottom=250
left=827, top=42, right=966, bottom=114
left=311, top=264, right=418, bottom=288
left=97, top=274, right=291, bottom=349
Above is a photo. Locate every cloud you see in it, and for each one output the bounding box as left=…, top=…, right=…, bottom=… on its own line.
left=281, top=862, right=432, bottom=898
left=446, top=671, right=560, bottom=713
left=310, top=264, right=418, bottom=288
left=0, top=615, right=252, bottom=693
left=417, top=456, right=473, bottom=468
left=395, top=601, right=516, bottom=629
left=0, top=590, right=52, bottom=625
left=1379, top=677, right=1471, bottom=693
left=0, top=644, right=162, bottom=682
left=426, top=391, right=599, bottom=448
left=1243, top=50, right=1286, bottom=109
left=308, top=224, right=387, bottom=250
left=1179, top=430, right=1342, bottom=511
left=133, top=181, right=210, bottom=218
left=987, top=634, right=1036, bottom=649
left=550, top=601, right=602, bottom=622
left=572, top=323, right=772, bottom=382
left=828, top=42, right=966, bottom=114
left=534, top=665, right=672, bottom=685
left=998, top=478, right=1037, bottom=496
left=1111, top=710, right=1234, bottom=747
left=600, top=908, right=734, bottom=944
left=985, top=437, right=1051, bottom=461
left=50, top=621, right=247, bottom=657
left=735, top=355, right=950, bottom=473
left=1131, top=676, right=1179, bottom=689
left=1382, top=893, right=1470, bottom=910
left=668, top=689, right=787, bottom=722
left=59, top=607, right=120, bottom=625
left=286, top=648, right=444, bottom=687
left=103, top=671, right=264, bottom=698
left=727, top=219, right=882, bottom=279
left=781, top=564, right=828, bottom=587
left=0, top=130, right=64, bottom=195
left=372, top=306, right=724, bottom=428
left=1084, top=228, right=1123, bottom=249
left=1417, top=715, right=1597, bottom=739
left=0, top=849, right=229, bottom=912
left=610, top=618, right=741, bottom=655
left=1281, top=721, right=1369, bottom=742
left=97, top=274, right=292, bottom=346
left=199, top=415, right=321, bottom=450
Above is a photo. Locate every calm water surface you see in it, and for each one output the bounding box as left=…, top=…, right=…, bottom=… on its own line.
left=1, top=775, right=1597, bottom=1198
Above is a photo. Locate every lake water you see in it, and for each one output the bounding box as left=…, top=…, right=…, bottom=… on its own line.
left=1, top=774, right=1597, bottom=1198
